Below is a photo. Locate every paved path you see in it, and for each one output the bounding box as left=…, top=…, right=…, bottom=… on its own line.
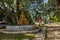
left=33, top=32, right=45, bottom=40
left=33, top=27, right=45, bottom=40
left=47, top=26, right=60, bottom=40
left=33, top=26, right=60, bottom=40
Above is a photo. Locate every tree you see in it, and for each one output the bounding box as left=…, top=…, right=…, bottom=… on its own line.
left=0, top=0, right=17, bottom=25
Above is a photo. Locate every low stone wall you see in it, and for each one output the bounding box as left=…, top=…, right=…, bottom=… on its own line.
left=6, top=25, right=36, bottom=31
left=0, top=29, right=39, bottom=34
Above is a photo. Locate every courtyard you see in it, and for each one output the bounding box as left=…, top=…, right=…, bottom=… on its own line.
left=0, top=0, right=60, bottom=40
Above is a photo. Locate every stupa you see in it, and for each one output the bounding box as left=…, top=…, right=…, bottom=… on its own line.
left=18, top=8, right=29, bottom=25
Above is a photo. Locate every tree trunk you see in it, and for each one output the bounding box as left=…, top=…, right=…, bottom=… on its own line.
left=16, top=0, right=20, bottom=25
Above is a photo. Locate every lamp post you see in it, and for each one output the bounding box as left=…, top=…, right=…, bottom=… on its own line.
left=44, top=15, right=50, bottom=40
left=43, top=15, right=47, bottom=40
left=43, top=0, right=49, bottom=40
left=43, top=16, right=46, bottom=40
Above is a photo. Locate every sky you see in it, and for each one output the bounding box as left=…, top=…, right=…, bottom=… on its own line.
left=44, top=0, right=48, bottom=3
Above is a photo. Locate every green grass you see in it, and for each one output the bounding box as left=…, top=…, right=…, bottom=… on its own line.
left=0, top=32, right=36, bottom=40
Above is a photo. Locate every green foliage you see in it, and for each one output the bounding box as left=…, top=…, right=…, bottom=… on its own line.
left=50, top=15, right=58, bottom=22
left=0, top=0, right=60, bottom=25
left=7, top=13, right=17, bottom=25
left=21, top=0, right=26, bottom=5
left=7, top=0, right=14, bottom=4
left=53, top=10, right=60, bottom=22
left=25, top=11, right=34, bottom=24
left=48, top=0, right=57, bottom=7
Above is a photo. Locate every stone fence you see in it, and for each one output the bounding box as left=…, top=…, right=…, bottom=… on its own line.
left=6, top=25, right=36, bottom=31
